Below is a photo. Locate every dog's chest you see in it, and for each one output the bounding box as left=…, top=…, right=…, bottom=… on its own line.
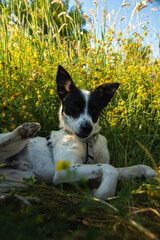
left=49, top=130, right=110, bottom=165
left=50, top=130, right=86, bottom=164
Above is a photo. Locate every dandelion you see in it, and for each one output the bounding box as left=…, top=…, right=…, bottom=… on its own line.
left=56, top=159, right=70, bottom=171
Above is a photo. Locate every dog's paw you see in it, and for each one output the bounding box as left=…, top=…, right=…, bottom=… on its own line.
left=139, top=164, right=158, bottom=178
left=18, top=122, right=41, bottom=139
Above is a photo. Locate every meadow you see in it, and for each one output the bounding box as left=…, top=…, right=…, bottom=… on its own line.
left=0, top=0, right=160, bottom=239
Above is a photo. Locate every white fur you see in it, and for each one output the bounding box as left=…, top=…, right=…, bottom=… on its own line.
left=0, top=91, right=157, bottom=199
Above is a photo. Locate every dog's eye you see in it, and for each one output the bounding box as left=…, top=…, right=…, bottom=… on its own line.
left=64, top=104, right=82, bottom=118
left=70, top=106, right=81, bottom=115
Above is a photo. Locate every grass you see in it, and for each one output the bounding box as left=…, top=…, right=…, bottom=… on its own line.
left=0, top=0, right=160, bottom=239
left=0, top=178, right=160, bottom=240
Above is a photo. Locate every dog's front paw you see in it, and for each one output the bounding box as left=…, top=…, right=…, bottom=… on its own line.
left=139, top=164, right=158, bottom=178
left=18, top=122, right=41, bottom=139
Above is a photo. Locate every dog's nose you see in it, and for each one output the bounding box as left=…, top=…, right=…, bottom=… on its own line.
left=81, top=121, right=93, bottom=134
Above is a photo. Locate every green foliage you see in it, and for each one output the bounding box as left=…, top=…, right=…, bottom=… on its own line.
left=0, top=1, right=160, bottom=238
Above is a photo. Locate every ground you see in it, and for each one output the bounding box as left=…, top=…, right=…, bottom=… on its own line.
left=0, top=177, right=160, bottom=240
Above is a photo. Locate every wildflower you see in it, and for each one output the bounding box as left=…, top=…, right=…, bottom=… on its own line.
left=108, top=29, right=111, bottom=35
left=36, top=101, right=39, bottom=107
left=2, top=113, right=5, bottom=117
left=10, top=124, right=16, bottom=130
left=157, top=71, right=160, bottom=77
left=38, top=94, right=41, bottom=99
left=22, top=105, right=26, bottom=110
left=56, top=159, right=70, bottom=171
left=111, top=122, right=116, bottom=127
left=118, top=31, right=122, bottom=36
left=123, top=45, right=127, bottom=50
left=119, top=106, right=124, bottom=111
left=146, top=44, right=150, bottom=48
left=10, top=96, right=14, bottom=101
left=120, top=100, right=125, bottom=105
left=25, top=95, right=28, bottom=100
left=3, top=101, right=7, bottom=106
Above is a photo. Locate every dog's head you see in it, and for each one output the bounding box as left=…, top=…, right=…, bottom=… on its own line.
left=56, top=65, right=119, bottom=139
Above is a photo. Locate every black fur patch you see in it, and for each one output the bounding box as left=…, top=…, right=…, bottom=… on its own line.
left=62, top=88, right=86, bottom=119
left=88, top=83, right=120, bottom=122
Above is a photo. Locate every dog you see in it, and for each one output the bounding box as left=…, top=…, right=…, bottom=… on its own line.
left=0, top=65, right=157, bottom=199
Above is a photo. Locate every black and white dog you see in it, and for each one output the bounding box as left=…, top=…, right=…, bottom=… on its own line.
left=0, top=65, right=157, bottom=199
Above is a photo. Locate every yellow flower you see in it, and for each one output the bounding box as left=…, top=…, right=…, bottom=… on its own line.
left=111, top=122, right=116, bottom=127
left=11, top=117, right=15, bottom=121
left=38, top=94, right=41, bottom=99
left=119, top=106, right=124, bottom=111
left=146, top=44, right=150, bottom=48
left=10, top=124, right=16, bottom=130
left=2, top=113, right=5, bottom=117
left=10, top=96, right=14, bottom=100
left=3, top=101, right=7, bottom=106
left=25, top=95, right=28, bottom=100
left=22, top=105, right=26, bottom=110
left=36, top=101, right=39, bottom=107
left=108, top=29, right=111, bottom=35
left=123, top=45, right=127, bottom=50
left=118, top=31, right=122, bottom=36
left=56, top=159, right=70, bottom=171
left=50, top=89, right=54, bottom=95
left=120, top=100, right=125, bottom=105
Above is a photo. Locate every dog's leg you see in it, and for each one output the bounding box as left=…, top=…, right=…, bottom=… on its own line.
left=0, top=168, right=35, bottom=193
left=0, top=122, right=40, bottom=162
left=117, top=164, right=158, bottom=180
left=53, top=164, right=118, bottom=199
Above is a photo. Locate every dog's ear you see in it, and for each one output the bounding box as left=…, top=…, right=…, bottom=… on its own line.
left=93, top=82, right=120, bottom=108
left=56, top=65, right=75, bottom=101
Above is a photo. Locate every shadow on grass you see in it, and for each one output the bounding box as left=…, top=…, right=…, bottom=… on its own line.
left=0, top=177, right=160, bottom=240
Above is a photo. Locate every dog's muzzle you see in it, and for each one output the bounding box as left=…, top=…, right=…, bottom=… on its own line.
left=75, top=121, right=93, bottom=139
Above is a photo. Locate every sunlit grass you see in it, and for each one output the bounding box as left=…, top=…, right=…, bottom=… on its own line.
left=0, top=1, right=160, bottom=239
left=0, top=0, right=159, bottom=168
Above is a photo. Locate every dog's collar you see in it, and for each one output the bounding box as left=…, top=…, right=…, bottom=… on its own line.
left=63, top=130, right=98, bottom=164
left=83, top=134, right=98, bottom=164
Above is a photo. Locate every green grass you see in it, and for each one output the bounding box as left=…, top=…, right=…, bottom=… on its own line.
left=0, top=178, right=160, bottom=240
left=0, top=0, right=160, bottom=239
